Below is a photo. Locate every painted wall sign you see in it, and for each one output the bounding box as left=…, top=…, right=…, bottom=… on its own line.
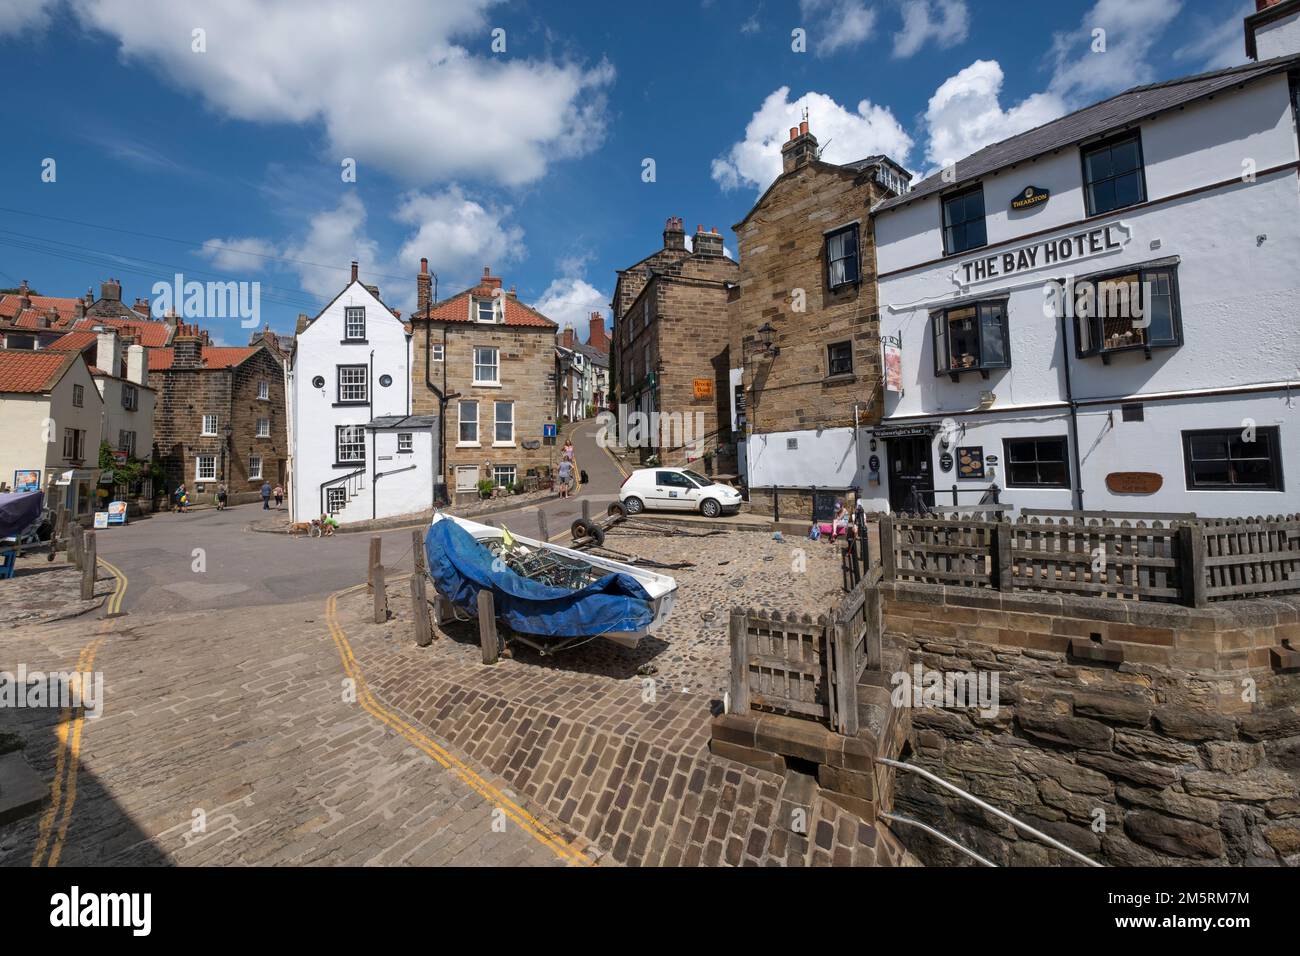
left=873, top=424, right=936, bottom=439
left=956, top=446, right=985, bottom=479
left=1106, top=471, right=1163, bottom=494
left=953, top=222, right=1132, bottom=286
left=1010, top=186, right=1050, bottom=211
left=693, top=378, right=714, bottom=400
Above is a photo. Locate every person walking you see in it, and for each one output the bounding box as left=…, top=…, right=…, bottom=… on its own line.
left=273, top=484, right=284, bottom=508
left=216, top=482, right=228, bottom=511
left=174, top=484, right=187, bottom=513
left=260, top=480, right=272, bottom=510
left=557, top=458, right=574, bottom=499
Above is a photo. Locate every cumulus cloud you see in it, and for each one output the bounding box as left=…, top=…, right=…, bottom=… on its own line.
left=66, top=0, right=613, bottom=187
left=198, top=237, right=280, bottom=274
left=892, top=0, right=969, bottom=58
left=0, top=0, right=56, bottom=35
left=392, top=186, right=525, bottom=291
left=1046, top=0, right=1183, bottom=104
left=712, top=87, right=913, bottom=192
left=1174, top=2, right=1251, bottom=71
left=535, top=278, right=607, bottom=337
left=799, top=0, right=877, bottom=56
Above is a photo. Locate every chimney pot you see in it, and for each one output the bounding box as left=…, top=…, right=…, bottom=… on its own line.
left=789, top=127, right=799, bottom=142
left=800, top=120, right=809, bottom=136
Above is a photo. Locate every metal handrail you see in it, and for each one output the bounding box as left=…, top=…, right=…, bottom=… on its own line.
left=320, top=466, right=365, bottom=517
left=877, top=757, right=1103, bottom=867
left=879, top=811, right=997, bottom=867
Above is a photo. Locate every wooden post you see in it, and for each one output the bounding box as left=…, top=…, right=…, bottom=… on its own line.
left=372, top=565, right=388, bottom=623
left=367, top=536, right=381, bottom=592
left=81, top=530, right=96, bottom=601
left=477, top=589, right=499, bottom=664
left=69, top=523, right=82, bottom=570
left=995, top=523, right=1014, bottom=592
left=1179, top=524, right=1207, bottom=608
left=728, top=608, right=750, bottom=714
left=48, top=495, right=68, bottom=563
left=410, top=529, right=432, bottom=645
left=411, top=529, right=426, bottom=574
left=536, top=509, right=549, bottom=541
left=581, top=498, right=591, bottom=523
left=878, top=515, right=896, bottom=580
left=832, top=618, right=860, bottom=736
left=863, top=581, right=883, bottom=673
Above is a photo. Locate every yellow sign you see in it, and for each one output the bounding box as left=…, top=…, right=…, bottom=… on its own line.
left=693, top=378, right=714, bottom=400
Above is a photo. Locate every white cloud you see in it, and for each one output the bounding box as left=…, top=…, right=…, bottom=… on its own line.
left=1174, top=2, right=1252, bottom=71
left=0, top=0, right=56, bottom=35
left=199, top=237, right=279, bottom=274
left=922, top=60, right=1065, bottom=170
left=535, top=277, right=607, bottom=337
left=799, top=0, right=877, bottom=56
left=892, top=0, right=969, bottom=58
left=392, top=186, right=525, bottom=292
left=1047, top=0, right=1183, bottom=104
left=712, top=87, right=913, bottom=192
left=66, top=0, right=614, bottom=187
left=283, top=194, right=382, bottom=300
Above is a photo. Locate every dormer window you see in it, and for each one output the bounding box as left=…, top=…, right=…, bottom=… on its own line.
left=474, top=297, right=500, bottom=323
left=932, top=300, right=1010, bottom=380
left=344, top=307, right=366, bottom=340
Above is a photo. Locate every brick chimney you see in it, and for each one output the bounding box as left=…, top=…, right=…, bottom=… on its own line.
left=1245, top=0, right=1300, bottom=59
left=74, top=298, right=85, bottom=320
left=477, top=266, right=503, bottom=293
left=417, top=257, right=432, bottom=315
left=560, top=328, right=576, bottom=350
left=781, top=119, right=819, bottom=174
left=163, top=307, right=179, bottom=329
left=132, top=296, right=150, bottom=317
left=16, top=279, right=30, bottom=311
left=126, top=344, right=148, bottom=387
left=95, top=328, right=121, bottom=376
left=350, top=260, right=359, bottom=284
left=587, top=312, right=610, bottom=352
left=101, top=277, right=122, bottom=302
left=663, top=216, right=687, bottom=251
left=692, top=225, right=725, bottom=258
left=172, top=335, right=202, bottom=369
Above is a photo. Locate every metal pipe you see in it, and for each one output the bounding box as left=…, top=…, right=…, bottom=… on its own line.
left=878, top=811, right=997, bottom=867
left=876, top=757, right=1103, bottom=867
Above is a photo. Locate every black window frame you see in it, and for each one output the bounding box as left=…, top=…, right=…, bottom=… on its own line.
left=1003, top=436, right=1071, bottom=489
left=1182, top=426, right=1284, bottom=492
left=343, top=306, right=366, bottom=341
left=336, top=364, right=368, bottom=404
left=931, top=298, right=1011, bottom=380
left=335, top=424, right=366, bottom=464
left=824, top=223, right=860, bottom=290
left=941, top=183, right=988, bottom=256
left=826, top=341, right=854, bottom=377
left=1081, top=130, right=1147, bottom=217
left=1070, top=263, right=1182, bottom=362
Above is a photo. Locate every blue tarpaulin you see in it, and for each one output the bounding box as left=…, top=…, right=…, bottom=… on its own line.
left=424, top=518, right=654, bottom=637
left=0, top=491, right=44, bottom=541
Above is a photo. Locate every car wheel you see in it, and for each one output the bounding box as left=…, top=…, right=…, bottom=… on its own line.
left=701, top=498, right=721, bottom=518
left=624, top=496, right=644, bottom=515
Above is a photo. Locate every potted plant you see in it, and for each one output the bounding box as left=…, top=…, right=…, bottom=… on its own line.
left=477, top=478, right=495, bottom=499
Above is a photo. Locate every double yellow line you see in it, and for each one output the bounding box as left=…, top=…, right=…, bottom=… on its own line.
left=31, top=555, right=125, bottom=866
left=324, top=586, right=592, bottom=866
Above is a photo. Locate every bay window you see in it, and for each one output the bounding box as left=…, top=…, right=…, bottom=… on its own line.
left=1073, top=264, right=1181, bottom=362
left=931, top=299, right=1010, bottom=379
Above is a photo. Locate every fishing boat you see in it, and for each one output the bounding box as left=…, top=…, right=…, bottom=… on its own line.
left=425, top=512, right=677, bottom=652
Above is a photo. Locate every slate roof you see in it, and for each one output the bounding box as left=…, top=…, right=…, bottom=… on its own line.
left=0, top=348, right=78, bottom=393
left=877, top=52, right=1300, bottom=213
left=367, top=415, right=438, bottom=429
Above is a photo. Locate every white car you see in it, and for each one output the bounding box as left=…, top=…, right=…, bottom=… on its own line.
left=618, top=467, right=743, bottom=518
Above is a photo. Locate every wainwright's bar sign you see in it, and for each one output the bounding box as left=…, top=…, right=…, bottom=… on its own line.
left=955, top=221, right=1132, bottom=286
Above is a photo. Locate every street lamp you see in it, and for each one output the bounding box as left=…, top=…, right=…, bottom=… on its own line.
left=756, top=321, right=780, bottom=357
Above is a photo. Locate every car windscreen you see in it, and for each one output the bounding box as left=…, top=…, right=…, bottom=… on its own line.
left=681, top=470, right=710, bottom=487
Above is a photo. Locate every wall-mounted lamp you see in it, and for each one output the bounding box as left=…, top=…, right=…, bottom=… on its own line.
left=756, top=321, right=780, bottom=357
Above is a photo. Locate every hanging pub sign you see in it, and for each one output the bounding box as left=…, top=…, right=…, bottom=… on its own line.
left=953, top=221, right=1132, bottom=286
left=939, top=451, right=954, bottom=473
left=1010, top=186, right=1050, bottom=211
left=881, top=338, right=903, bottom=393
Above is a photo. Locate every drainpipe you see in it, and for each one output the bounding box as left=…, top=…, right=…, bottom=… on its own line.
left=1059, top=311, right=1085, bottom=510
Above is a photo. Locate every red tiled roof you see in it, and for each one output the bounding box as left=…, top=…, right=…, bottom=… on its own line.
left=0, top=348, right=77, bottom=393
left=0, top=294, right=81, bottom=324
left=71, top=316, right=173, bottom=347
left=148, top=346, right=257, bottom=371
left=46, top=330, right=99, bottom=352
left=415, top=271, right=557, bottom=329
left=4, top=308, right=64, bottom=330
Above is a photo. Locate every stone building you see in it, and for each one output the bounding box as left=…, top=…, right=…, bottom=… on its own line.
left=613, top=218, right=738, bottom=471
left=727, top=121, right=909, bottom=518
left=149, top=338, right=287, bottom=505
left=410, top=262, right=557, bottom=501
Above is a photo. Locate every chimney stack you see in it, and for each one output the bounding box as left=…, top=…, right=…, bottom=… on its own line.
left=164, top=307, right=179, bottom=329
left=173, top=335, right=202, bottom=369
left=663, top=216, right=687, bottom=251
left=101, top=278, right=122, bottom=302
left=132, top=296, right=150, bottom=317
left=126, top=344, right=148, bottom=387
left=692, top=224, right=725, bottom=258
left=781, top=120, right=819, bottom=174
left=95, top=327, right=121, bottom=376
left=560, top=328, right=576, bottom=350
left=587, top=312, right=610, bottom=352
left=350, top=260, right=359, bottom=284
left=478, top=266, right=502, bottom=292
left=417, top=257, right=432, bottom=315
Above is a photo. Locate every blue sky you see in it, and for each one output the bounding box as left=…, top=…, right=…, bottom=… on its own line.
left=0, top=0, right=1254, bottom=344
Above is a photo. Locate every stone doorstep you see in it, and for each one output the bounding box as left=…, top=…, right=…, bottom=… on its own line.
left=0, top=752, right=48, bottom=827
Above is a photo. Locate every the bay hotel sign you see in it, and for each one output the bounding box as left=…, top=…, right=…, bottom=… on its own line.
left=952, top=221, right=1133, bottom=287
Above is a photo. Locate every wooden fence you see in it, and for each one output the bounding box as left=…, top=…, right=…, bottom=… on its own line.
left=729, top=565, right=883, bottom=735
left=879, top=512, right=1300, bottom=606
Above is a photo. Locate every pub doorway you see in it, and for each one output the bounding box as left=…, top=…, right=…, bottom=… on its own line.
left=887, top=436, right=934, bottom=513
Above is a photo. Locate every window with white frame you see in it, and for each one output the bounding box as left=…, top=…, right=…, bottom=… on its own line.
left=338, top=365, right=367, bottom=403
left=493, top=465, right=516, bottom=488
left=257, top=380, right=270, bottom=400
left=336, top=425, right=366, bottom=463
left=326, top=486, right=347, bottom=514
left=202, top=414, right=218, bottom=436
left=473, top=347, right=499, bottom=385
left=248, top=455, right=263, bottom=479
left=344, top=306, right=366, bottom=340
left=474, top=297, right=497, bottom=323
left=494, top=401, right=514, bottom=444
left=430, top=343, right=444, bottom=362
left=397, top=432, right=413, bottom=453
left=256, top=417, right=270, bottom=438
left=642, top=296, right=650, bottom=328
left=196, top=455, right=217, bottom=481
left=63, top=428, right=86, bottom=461
left=458, top=400, right=479, bottom=444
left=118, top=430, right=136, bottom=457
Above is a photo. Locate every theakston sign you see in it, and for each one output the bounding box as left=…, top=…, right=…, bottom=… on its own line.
left=953, top=222, right=1132, bottom=287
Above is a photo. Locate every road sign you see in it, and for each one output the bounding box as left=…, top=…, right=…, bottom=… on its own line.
left=543, top=422, right=557, bottom=439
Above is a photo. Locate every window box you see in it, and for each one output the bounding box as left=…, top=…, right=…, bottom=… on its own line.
left=942, top=184, right=987, bottom=256
left=932, top=300, right=1010, bottom=380
left=1003, top=436, right=1070, bottom=489
left=1082, top=131, right=1146, bottom=216
left=825, top=224, right=860, bottom=289
left=1072, top=264, right=1181, bottom=363
left=1183, top=427, right=1283, bottom=491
